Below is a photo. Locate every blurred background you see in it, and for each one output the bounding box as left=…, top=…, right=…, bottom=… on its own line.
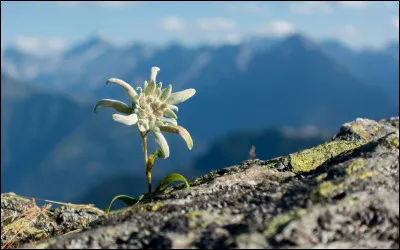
left=1, top=1, right=399, bottom=209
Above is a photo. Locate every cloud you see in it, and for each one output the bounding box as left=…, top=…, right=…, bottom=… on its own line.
left=221, top=33, right=242, bottom=45
left=160, top=17, right=185, bottom=32
left=13, top=36, right=68, bottom=54
left=336, top=24, right=358, bottom=38
left=56, top=1, right=140, bottom=8
left=336, top=1, right=368, bottom=8
left=195, top=18, right=237, bottom=32
left=290, top=2, right=333, bottom=15
left=394, top=16, right=399, bottom=30
left=256, top=20, right=295, bottom=37
left=47, top=38, right=69, bottom=51
left=158, top=16, right=238, bottom=39
left=224, top=2, right=268, bottom=15
left=206, top=33, right=243, bottom=47
left=158, top=16, right=239, bottom=43
left=207, top=33, right=243, bottom=46
left=14, top=37, right=42, bottom=53
left=330, top=24, right=358, bottom=45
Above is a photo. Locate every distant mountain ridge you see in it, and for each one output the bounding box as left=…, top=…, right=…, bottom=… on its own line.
left=2, top=33, right=397, bottom=101
left=320, top=39, right=399, bottom=104
left=183, top=34, right=396, bottom=142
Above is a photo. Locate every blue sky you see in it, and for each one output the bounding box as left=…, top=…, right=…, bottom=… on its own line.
left=1, top=1, right=399, bottom=55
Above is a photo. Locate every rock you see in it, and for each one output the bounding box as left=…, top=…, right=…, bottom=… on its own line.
left=2, top=117, right=398, bottom=249
left=1, top=194, right=103, bottom=249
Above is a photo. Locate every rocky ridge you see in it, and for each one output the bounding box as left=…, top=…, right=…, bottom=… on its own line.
left=1, top=117, right=399, bottom=249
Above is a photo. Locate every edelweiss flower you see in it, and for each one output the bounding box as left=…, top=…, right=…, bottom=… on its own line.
left=94, top=66, right=195, bottom=158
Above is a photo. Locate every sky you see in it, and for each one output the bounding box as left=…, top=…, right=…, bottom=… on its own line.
left=1, top=1, right=399, bottom=55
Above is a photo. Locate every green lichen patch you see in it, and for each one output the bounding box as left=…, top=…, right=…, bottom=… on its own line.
left=312, top=164, right=374, bottom=200
left=261, top=161, right=280, bottom=169
left=349, top=123, right=372, bottom=141
left=357, top=171, right=374, bottom=180
left=390, top=138, right=399, bottom=148
left=187, top=210, right=244, bottom=231
left=264, top=209, right=308, bottom=238
left=345, top=158, right=365, bottom=175
left=150, top=202, right=164, bottom=211
left=289, top=140, right=365, bottom=173
left=317, top=181, right=345, bottom=198
left=311, top=157, right=379, bottom=201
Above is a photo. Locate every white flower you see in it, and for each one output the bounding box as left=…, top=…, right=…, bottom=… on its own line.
left=94, top=66, right=195, bottom=158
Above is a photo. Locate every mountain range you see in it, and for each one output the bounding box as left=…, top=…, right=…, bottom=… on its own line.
left=3, top=34, right=398, bottom=104
left=1, top=33, right=398, bottom=206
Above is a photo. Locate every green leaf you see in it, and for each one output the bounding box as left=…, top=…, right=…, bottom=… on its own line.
left=136, top=194, right=145, bottom=204
left=155, top=173, right=190, bottom=192
left=105, top=195, right=137, bottom=213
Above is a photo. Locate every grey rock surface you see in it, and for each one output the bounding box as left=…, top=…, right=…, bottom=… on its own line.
left=2, top=117, right=399, bottom=249
left=1, top=194, right=103, bottom=248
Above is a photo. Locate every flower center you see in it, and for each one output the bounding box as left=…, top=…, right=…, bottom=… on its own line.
left=137, top=95, right=167, bottom=121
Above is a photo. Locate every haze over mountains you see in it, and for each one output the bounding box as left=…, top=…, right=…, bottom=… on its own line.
left=3, top=33, right=398, bottom=103
left=1, top=33, right=398, bottom=206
